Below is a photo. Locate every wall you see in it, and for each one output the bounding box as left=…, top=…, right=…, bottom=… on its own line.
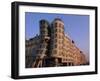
left=0, top=0, right=99, bottom=81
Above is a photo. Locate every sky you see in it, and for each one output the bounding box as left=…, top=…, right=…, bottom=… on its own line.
left=25, top=12, right=89, bottom=61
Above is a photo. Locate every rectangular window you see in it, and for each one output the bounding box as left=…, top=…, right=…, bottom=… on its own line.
left=55, top=44, right=57, bottom=48
left=55, top=23, right=57, bottom=27
left=54, top=50, right=57, bottom=54
left=55, top=34, right=57, bottom=37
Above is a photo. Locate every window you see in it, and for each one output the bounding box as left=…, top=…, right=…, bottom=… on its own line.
left=59, top=23, right=62, bottom=27
left=59, top=46, right=62, bottom=49
left=59, top=40, right=62, bottom=44
left=80, top=51, right=82, bottom=53
left=55, top=22, right=57, bottom=27
left=59, top=35, right=62, bottom=39
left=55, top=39, right=58, bottom=43
left=55, top=34, right=57, bottom=37
left=55, top=44, right=57, bottom=48
left=72, top=40, right=74, bottom=43
left=41, top=21, right=45, bottom=24
left=69, top=63, right=71, bottom=66
left=54, top=50, right=57, bottom=54
left=59, top=29, right=61, bottom=33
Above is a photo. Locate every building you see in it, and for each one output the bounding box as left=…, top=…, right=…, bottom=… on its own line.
left=25, top=35, right=40, bottom=68
left=25, top=18, right=88, bottom=68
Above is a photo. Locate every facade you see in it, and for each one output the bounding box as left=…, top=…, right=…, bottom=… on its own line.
left=25, top=35, right=40, bottom=68
left=25, top=18, right=87, bottom=68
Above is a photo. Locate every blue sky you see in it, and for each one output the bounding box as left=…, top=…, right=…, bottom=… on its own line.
left=25, top=12, right=89, bottom=61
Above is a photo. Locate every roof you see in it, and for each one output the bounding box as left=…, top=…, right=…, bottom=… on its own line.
left=54, top=18, right=63, bottom=22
